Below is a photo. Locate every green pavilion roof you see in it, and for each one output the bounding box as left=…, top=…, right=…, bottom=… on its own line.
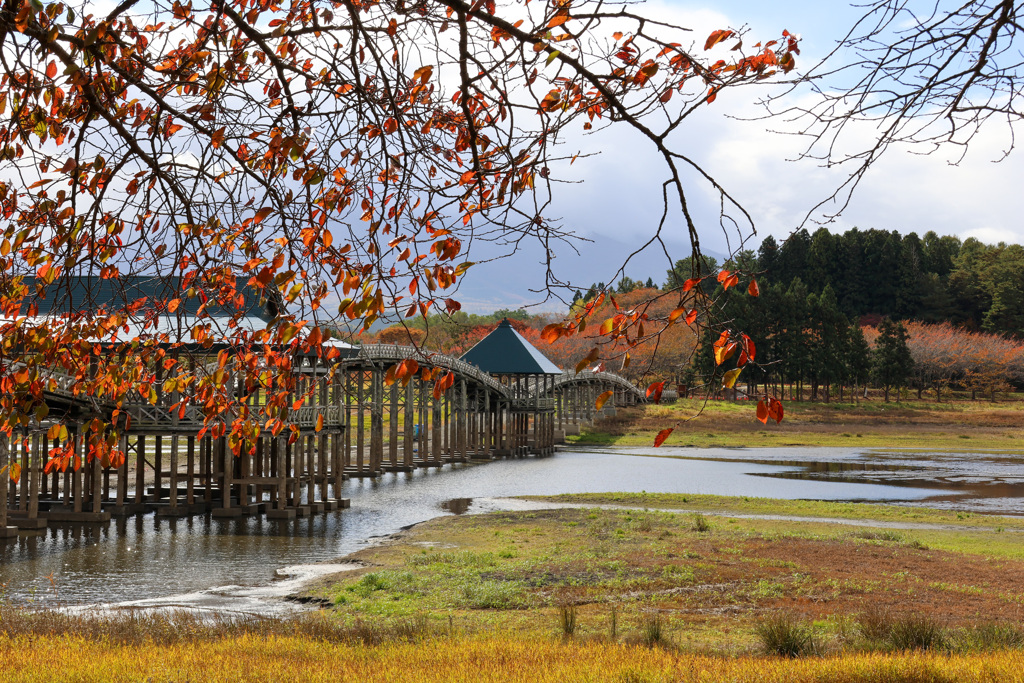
left=460, top=319, right=562, bottom=375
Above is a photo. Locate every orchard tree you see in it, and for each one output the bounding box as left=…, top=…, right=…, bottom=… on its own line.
left=0, top=0, right=802, bottom=463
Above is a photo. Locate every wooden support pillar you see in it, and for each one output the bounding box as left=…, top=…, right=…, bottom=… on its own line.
left=417, top=379, right=428, bottom=464
left=431, top=391, right=442, bottom=465
left=0, top=435, right=13, bottom=537
left=186, top=437, right=195, bottom=506
left=403, top=380, right=414, bottom=468
left=483, top=390, right=492, bottom=457
left=388, top=381, right=399, bottom=469
left=356, top=370, right=366, bottom=473
left=458, top=379, right=468, bottom=462
left=370, top=368, right=383, bottom=472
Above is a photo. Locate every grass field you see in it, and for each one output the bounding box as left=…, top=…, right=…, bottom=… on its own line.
left=6, top=495, right=1024, bottom=680
left=569, top=396, right=1024, bottom=450
left=298, top=498, right=1024, bottom=650
left=3, top=634, right=1024, bottom=682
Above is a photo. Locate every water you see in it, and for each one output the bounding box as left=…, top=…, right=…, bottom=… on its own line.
left=2, top=446, right=1022, bottom=612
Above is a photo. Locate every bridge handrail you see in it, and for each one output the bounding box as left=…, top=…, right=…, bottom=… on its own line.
left=356, top=344, right=510, bottom=397
left=534, top=370, right=646, bottom=402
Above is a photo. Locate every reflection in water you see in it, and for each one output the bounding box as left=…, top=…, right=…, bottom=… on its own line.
left=440, top=498, right=473, bottom=515
left=1, top=446, right=1021, bottom=610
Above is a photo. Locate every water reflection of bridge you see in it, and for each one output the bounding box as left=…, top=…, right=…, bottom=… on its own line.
left=2, top=324, right=643, bottom=536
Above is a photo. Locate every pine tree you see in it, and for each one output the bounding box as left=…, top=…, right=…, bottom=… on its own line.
left=873, top=318, right=915, bottom=402
left=847, top=325, right=872, bottom=402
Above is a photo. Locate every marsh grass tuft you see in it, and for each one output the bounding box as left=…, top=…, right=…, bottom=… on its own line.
left=691, top=513, right=711, bottom=533
left=856, top=604, right=893, bottom=643
left=639, top=612, right=666, bottom=648
left=949, top=622, right=1024, bottom=652
left=755, top=612, right=816, bottom=658
left=887, top=614, right=945, bottom=651
left=557, top=601, right=578, bottom=638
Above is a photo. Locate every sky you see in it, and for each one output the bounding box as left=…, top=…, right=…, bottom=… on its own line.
left=454, top=0, right=1024, bottom=313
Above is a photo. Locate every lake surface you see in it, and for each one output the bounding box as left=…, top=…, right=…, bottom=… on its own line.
left=2, top=446, right=1022, bottom=612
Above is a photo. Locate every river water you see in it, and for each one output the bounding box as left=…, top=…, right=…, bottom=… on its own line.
left=2, top=446, right=1022, bottom=613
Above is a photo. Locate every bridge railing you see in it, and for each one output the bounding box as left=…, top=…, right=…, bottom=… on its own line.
left=356, top=344, right=509, bottom=396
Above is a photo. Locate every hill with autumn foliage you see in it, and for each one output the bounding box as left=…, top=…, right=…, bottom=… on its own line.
left=367, top=288, right=699, bottom=385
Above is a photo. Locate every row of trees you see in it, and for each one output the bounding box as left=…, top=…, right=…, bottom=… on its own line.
left=691, top=277, right=1024, bottom=402
left=611, top=229, right=1024, bottom=340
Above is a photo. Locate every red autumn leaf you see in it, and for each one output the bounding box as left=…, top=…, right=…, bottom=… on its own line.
left=717, top=269, right=730, bottom=283
left=767, top=397, right=784, bottom=424
left=741, top=334, right=756, bottom=362
left=540, top=323, right=563, bottom=344
left=704, top=29, right=733, bottom=51
left=253, top=207, right=273, bottom=224
left=748, top=279, right=760, bottom=297
left=646, top=381, right=665, bottom=403
left=756, top=398, right=769, bottom=424
left=654, top=427, right=673, bottom=447
left=46, top=61, right=57, bottom=79
left=682, top=278, right=700, bottom=292
left=685, top=309, right=697, bottom=325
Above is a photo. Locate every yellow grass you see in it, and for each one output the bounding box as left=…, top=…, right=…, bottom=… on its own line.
left=3, top=634, right=1023, bottom=682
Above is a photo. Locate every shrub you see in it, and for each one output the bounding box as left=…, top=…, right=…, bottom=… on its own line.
left=691, top=513, right=711, bottom=533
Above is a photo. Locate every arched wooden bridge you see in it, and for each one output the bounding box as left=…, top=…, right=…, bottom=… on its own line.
left=1, top=341, right=645, bottom=536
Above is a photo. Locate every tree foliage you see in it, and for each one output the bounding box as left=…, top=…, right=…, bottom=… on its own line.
left=0, top=0, right=804, bottom=462
left=871, top=318, right=914, bottom=402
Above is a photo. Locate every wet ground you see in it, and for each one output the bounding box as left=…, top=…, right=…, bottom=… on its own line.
left=2, top=446, right=1021, bottom=614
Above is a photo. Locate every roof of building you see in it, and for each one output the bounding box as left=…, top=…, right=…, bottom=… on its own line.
left=460, top=319, right=562, bottom=375
left=20, top=274, right=278, bottom=320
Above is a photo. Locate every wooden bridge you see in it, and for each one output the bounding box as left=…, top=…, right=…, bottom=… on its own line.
left=1, top=334, right=644, bottom=537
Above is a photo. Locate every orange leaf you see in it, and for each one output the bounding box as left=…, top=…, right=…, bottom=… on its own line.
left=253, top=207, right=273, bottom=224
left=685, top=309, right=697, bottom=325
left=600, top=318, right=615, bottom=335
left=46, top=61, right=57, bottom=79
left=315, top=413, right=324, bottom=432
left=540, top=323, right=562, bottom=344
left=756, top=399, right=769, bottom=424
left=384, top=364, right=398, bottom=386
left=767, top=397, right=784, bottom=424
left=668, top=307, right=686, bottom=323
left=748, top=279, right=760, bottom=297
left=595, top=390, right=613, bottom=411
left=8, top=461, right=20, bottom=482
left=653, top=428, right=673, bottom=448
left=741, top=334, right=756, bottom=362
left=646, top=381, right=665, bottom=403
left=704, top=29, right=733, bottom=51
left=548, top=13, right=569, bottom=28
left=716, top=269, right=730, bottom=283
left=682, top=278, right=699, bottom=292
